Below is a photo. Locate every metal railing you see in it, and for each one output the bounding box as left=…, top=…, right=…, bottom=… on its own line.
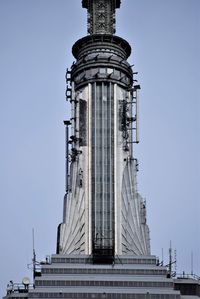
left=176, top=273, right=200, bottom=281
left=6, top=283, right=33, bottom=295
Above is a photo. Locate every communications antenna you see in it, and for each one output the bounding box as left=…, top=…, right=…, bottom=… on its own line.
left=174, top=249, right=177, bottom=274
left=191, top=251, right=194, bottom=275
left=169, top=241, right=172, bottom=276
left=27, top=228, right=41, bottom=284
left=32, top=228, right=36, bottom=280
left=161, top=248, right=164, bottom=266
left=165, top=241, right=177, bottom=277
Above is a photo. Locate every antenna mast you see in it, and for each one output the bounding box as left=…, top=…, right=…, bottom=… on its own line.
left=191, top=251, right=194, bottom=275
left=32, top=228, right=36, bottom=281
left=161, top=248, right=164, bottom=266
left=169, top=241, right=172, bottom=276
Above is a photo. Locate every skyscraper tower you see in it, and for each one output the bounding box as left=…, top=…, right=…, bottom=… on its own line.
left=3, top=1, right=184, bottom=298
left=57, top=0, right=150, bottom=262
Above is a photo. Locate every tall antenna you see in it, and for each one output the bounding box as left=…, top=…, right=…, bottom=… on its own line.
left=32, top=228, right=36, bottom=280
left=165, top=241, right=177, bottom=277
left=161, top=248, right=164, bottom=266
left=174, top=249, right=177, bottom=274
left=191, top=251, right=194, bottom=275
left=169, top=241, right=172, bottom=277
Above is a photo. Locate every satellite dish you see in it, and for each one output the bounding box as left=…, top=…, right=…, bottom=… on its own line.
left=22, top=277, right=30, bottom=286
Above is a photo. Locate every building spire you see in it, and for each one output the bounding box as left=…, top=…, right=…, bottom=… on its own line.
left=82, top=0, right=121, bottom=35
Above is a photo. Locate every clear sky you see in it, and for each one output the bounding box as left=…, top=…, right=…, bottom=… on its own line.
left=0, top=0, right=199, bottom=296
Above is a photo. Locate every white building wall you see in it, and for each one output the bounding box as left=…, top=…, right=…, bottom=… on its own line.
left=58, top=83, right=150, bottom=256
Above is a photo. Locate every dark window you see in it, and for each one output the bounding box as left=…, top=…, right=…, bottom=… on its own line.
left=79, top=99, right=87, bottom=146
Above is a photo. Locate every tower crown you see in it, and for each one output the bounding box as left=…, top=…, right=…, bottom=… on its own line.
left=82, top=0, right=121, bottom=35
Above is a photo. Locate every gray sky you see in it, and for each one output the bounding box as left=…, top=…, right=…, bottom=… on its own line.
left=0, top=0, right=199, bottom=296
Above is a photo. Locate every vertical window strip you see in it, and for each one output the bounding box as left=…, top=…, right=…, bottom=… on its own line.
left=91, top=82, right=115, bottom=253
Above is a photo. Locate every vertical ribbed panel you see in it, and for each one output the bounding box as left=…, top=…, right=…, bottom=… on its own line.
left=91, top=82, right=115, bottom=258
left=121, top=159, right=150, bottom=255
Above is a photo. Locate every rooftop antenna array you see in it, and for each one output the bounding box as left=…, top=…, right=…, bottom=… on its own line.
left=27, top=228, right=41, bottom=284
left=165, top=241, right=177, bottom=278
